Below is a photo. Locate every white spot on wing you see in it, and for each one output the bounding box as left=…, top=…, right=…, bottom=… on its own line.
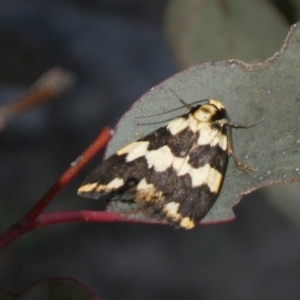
left=180, top=217, right=195, bottom=229
left=137, top=178, right=154, bottom=190
left=197, top=126, right=227, bottom=150
left=188, top=164, right=211, bottom=187
left=218, top=134, right=228, bottom=151
left=146, top=145, right=174, bottom=172
left=176, top=156, right=191, bottom=175
left=172, top=156, right=186, bottom=172
left=163, top=202, right=195, bottom=229
left=107, top=178, right=124, bottom=189
left=176, top=161, right=222, bottom=192
left=164, top=202, right=180, bottom=216
left=78, top=182, right=98, bottom=194
left=189, top=164, right=222, bottom=192
left=167, top=117, right=189, bottom=135
left=136, top=178, right=162, bottom=202
left=117, top=141, right=149, bottom=162
left=206, top=166, right=223, bottom=193
left=96, top=177, right=124, bottom=192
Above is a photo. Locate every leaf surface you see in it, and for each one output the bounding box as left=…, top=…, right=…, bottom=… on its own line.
left=105, top=23, right=300, bottom=224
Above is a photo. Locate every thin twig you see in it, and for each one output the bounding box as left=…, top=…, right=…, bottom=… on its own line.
left=0, top=127, right=112, bottom=250
left=0, top=68, right=76, bottom=130
left=35, top=210, right=164, bottom=228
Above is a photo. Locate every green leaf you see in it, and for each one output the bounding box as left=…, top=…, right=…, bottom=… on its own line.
left=165, top=0, right=289, bottom=67
left=105, top=23, right=300, bottom=225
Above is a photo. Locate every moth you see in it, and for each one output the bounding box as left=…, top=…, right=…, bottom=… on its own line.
left=78, top=97, right=259, bottom=229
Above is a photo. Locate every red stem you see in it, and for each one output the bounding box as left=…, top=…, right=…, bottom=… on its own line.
left=0, top=210, right=164, bottom=248
left=0, top=127, right=112, bottom=250
left=36, top=210, right=163, bottom=227
left=27, top=127, right=112, bottom=221
left=0, top=68, right=75, bottom=129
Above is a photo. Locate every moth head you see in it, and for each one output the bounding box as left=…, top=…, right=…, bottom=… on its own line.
left=192, top=99, right=226, bottom=122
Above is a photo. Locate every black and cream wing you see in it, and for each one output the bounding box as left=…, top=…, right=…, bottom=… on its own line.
left=156, top=121, right=229, bottom=229
left=77, top=113, right=196, bottom=202
left=78, top=100, right=232, bottom=229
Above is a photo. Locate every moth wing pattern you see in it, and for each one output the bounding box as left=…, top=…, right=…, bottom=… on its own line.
left=152, top=120, right=230, bottom=229
left=78, top=100, right=235, bottom=229
left=78, top=117, right=196, bottom=203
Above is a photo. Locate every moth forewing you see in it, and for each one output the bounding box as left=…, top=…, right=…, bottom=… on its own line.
left=78, top=99, right=259, bottom=229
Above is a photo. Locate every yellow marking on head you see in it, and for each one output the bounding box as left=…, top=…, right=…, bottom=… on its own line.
left=193, top=104, right=218, bottom=122
left=180, top=217, right=195, bottom=229
left=193, top=99, right=225, bottom=123
left=78, top=182, right=98, bottom=194
left=208, top=99, right=224, bottom=110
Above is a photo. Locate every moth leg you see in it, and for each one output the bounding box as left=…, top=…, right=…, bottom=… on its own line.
left=226, top=117, right=264, bottom=173
left=226, top=124, right=257, bottom=173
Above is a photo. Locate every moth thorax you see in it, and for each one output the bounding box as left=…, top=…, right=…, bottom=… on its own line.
left=193, top=103, right=220, bottom=122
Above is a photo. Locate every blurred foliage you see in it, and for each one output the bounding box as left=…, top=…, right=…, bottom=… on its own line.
left=164, top=0, right=289, bottom=67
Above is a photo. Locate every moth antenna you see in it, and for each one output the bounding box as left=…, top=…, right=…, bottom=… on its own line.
left=136, top=117, right=179, bottom=126
left=135, top=99, right=209, bottom=119
left=169, top=88, right=192, bottom=109
left=229, top=117, right=265, bottom=128
left=135, top=105, right=190, bottom=119
left=136, top=89, right=209, bottom=120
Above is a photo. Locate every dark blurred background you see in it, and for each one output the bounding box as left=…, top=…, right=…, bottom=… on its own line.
left=1, top=1, right=300, bottom=299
